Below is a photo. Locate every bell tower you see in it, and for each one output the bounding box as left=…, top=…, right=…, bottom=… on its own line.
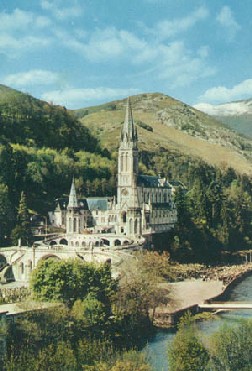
left=117, top=97, right=139, bottom=209
left=117, top=97, right=141, bottom=236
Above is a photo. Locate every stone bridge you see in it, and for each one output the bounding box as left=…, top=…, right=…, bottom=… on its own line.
left=0, top=239, right=139, bottom=283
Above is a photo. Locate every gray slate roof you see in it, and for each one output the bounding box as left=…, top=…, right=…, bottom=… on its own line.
left=137, top=175, right=171, bottom=189
left=86, top=198, right=109, bottom=211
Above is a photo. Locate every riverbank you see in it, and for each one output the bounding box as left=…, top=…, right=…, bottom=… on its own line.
left=153, top=263, right=252, bottom=327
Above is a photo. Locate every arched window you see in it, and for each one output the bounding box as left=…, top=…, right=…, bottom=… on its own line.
left=120, top=154, right=124, bottom=171
left=122, top=211, right=126, bottom=223
left=73, top=218, right=77, bottom=233
left=134, top=219, right=138, bottom=234
left=59, top=238, right=68, bottom=245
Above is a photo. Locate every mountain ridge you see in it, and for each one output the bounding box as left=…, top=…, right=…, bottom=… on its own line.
left=0, top=85, right=251, bottom=175
left=75, top=92, right=252, bottom=175
left=193, top=98, right=252, bottom=139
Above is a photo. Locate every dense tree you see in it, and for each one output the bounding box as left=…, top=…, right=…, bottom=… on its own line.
left=168, top=318, right=252, bottom=371
left=168, top=325, right=209, bottom=371
left=30, top=259, right=116, bottom=307
left=11, top=191, right=32, bottom=246
left=209, top=321, right=252, bottom=371
left=71, top=294, right=107, bottom=327
left=0, top=183, right=13, bottom=245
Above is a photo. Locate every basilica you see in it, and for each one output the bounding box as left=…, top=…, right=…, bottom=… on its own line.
left=49, top=97, right=177, bottom=248
left=0, top=98, right=177, bottom=283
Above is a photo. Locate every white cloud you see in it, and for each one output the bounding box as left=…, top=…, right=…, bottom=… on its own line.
left=160, top=42, right=215, bottom=85
left=133, top=41, right=215, bottom=88
left=0, top=8, right=51, bottom=31
left=147, top=6, right=209, bottom=40
left=41, top=87, right=141, bottom=109
left=55, top=25, right=214, bottom=89
left=0, top=9, right=52, bottom=57
left=0, top=9, right=33, bottom=31
left=199, top=79, right=252, bottom=103
left=41, top=0, right=83, bottom=20
left=56, top=27, right=147, bottom=62
left=3, top=70, right=60, bottom=87
left=197, top=46, right=209, bottom=59
left=194, top=102, right=252, bottom=116
left=216, top=6, right=240, bottom=40
left=0, top=34, right=52, bottom=57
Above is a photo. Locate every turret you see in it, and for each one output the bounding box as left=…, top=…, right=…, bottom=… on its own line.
left=66, top=178, right=80, bottom=234
left=68, top=178, right=78, bottom=209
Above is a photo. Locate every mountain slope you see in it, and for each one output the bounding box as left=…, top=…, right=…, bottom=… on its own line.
left=76, top=93, right=252, bottom=175
left=194, top=99, right=252, bottom=138
left=0, top=84, right=99, bottom=152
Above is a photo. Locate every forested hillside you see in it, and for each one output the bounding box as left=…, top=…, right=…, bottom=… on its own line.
left=0, top=85, right=115, bottom=245
left=0, top=86, right=252, bottom=261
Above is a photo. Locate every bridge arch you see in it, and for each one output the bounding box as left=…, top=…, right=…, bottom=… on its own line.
left=38, top=254, right=61, bottom=264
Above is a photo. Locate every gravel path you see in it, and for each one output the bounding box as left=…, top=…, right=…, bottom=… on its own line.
left=155, top=279, right=223, bottom=315
left=168, top=279, right=223, bottom=311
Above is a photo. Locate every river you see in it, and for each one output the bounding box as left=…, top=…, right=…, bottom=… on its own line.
left=145, top=274, right=252, bottom=371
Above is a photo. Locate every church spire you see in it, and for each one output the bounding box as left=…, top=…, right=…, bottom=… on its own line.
left=121, top=97, right=137, bottom=146
left=68, top=177, right=78, bottom=209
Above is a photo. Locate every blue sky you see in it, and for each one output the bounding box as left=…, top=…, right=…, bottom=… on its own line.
left=1, top=0, right=252, bottom=109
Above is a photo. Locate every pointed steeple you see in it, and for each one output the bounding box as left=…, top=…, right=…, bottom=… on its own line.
left=68, top=178, right=78, bottom=209
left=121, top=97, right=137, bottom=146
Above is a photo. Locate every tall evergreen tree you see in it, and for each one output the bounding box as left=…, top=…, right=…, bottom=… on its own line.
left=11, top=191, right=32, bottom=246
left=0, top=183, right=14, bottom=246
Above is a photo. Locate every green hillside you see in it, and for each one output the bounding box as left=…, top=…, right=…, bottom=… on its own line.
left=0, top=85, right=114, bottom=244
left=0, top=87, right=252, bottom=256
left=0, top=84, right=99, bottom=151
left=76, top=93, right=252, bottom=176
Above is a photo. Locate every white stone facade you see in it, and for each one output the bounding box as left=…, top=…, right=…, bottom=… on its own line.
left=63, top=97, right=177, bottom=247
